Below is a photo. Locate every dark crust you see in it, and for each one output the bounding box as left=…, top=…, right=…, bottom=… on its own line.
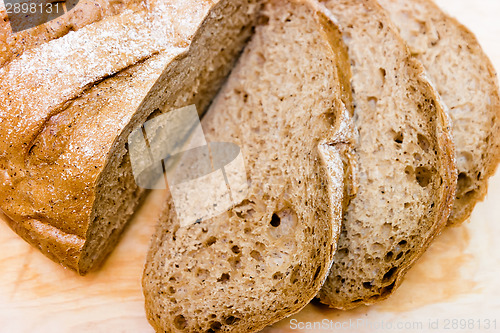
left=0, top=0, right=145, bottom=67
left=0, top=2, right=217, bottom=274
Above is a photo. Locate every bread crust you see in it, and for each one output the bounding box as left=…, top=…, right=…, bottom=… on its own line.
left=0, top=10, right=162, bottom=273
left=0, top=0, right=258, bottom=274
left=0, top=0, right=145, bottom=68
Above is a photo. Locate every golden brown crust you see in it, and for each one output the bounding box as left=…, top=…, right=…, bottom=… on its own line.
left=0, top=0, right=145, bottom=68
left=378, top=0, right=500, bottom=226
left=0, top=11, right=161, bottom=273
left=2, top=215, right=84, bottom=269
left=0, top=1, right=219, bottom=274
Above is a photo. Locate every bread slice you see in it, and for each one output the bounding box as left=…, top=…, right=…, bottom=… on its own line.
left=316, top=0, right=457, bottom=309
left=0, top=0, right=262, bottom=274
left=377, top=0, right=500, bottom=225
left=142, top=0, right=354, bottom=331
left=0, top=0, right=145, bottom=67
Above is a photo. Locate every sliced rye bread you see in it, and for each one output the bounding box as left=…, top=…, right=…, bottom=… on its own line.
left=0, top=0, right=262, bottom=274
left=378, top=0, right=500, bottom=225
left=316, top=0, right=457, bottom=309
left=142, top=0, right=355, bottom=331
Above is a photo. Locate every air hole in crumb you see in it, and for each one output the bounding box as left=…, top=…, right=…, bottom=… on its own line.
left=457, top=172, right=472, bottom=191
left=210, top=321, right=222, bottom=331
left=168, top=286, right=175, bottom=294
left=174, top=315, right=187, bottom=330
left=255, top=242, right=266, bottom=251
left=367, top=96, right=378, bottom=109
left=398, top=240, right=407, bottom=246
left=313, top=266, right=321, bottom=281
left=234, top=199, right=256, bottom=219
left=147, top=108, right=161, bottom=121
left=258, top=14, right=269, bottom=26
left=290, top=266, right=301, bottom=284
left=383, top=267, right=398, bottom=283
left=393, top=132, right=404, bottom=144
left=415, top=167, right=432, bottom=187
left=196, top=268, right=209, bottom=280
left=463, top=189, right=476, bottom=200
left=273, top=272, right=283, bottom=280
left=250, top=250, right=263, bottom=261
left=417, top=133, right=430, bottom=152
left=338, top=248, right=349, bottom=256
left=231, top=245, right=240, bottom=254
left=225, top=316, right=240, bottom=325
left=381, top=281, right=396, bottom=296
left=205, top=236, right=217, bottom=246
left=270, top=213, right=281, bottom=227
left=384, top=251, right=393, bottom=262
left=228, top=256, right=241, bottom=269
left=396, top=252, right=403, bottom=260
left=269, top=209, right=298, bottom=238
left=363, top=281, right=372, bottom=289
left=217, top=273, right=230, bottom=283
left=379, top=67, right=386, bottom=83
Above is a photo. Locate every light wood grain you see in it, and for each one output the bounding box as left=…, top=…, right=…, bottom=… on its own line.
left=1, top=1, right=499, bottom=332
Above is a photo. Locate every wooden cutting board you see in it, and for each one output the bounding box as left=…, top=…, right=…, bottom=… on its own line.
left=1, top=1, right=499, bottom=332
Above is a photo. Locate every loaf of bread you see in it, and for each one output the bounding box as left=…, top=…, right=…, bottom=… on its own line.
left=317, top=0, right=457, bottom=309
left=0, top=0, right=144, bottom=67
left=142, top=0, right=354, bottom=331
left=0, top=0, right=262, bottom=274
left=378, top=0, right=500, bottom=225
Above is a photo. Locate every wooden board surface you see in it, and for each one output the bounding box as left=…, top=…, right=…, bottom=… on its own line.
left=1, top=1, right=499, bottom=332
